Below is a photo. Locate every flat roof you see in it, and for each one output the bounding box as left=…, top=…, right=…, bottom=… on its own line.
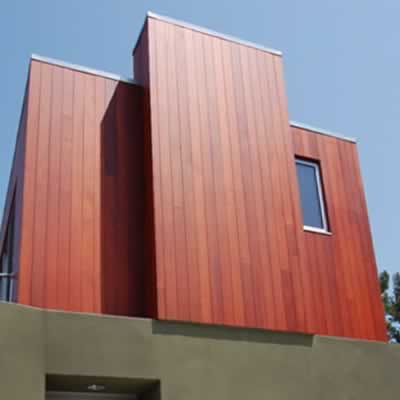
left=31, top=54, right=136, bottom=85
left=290, top=121, right=357, bottom=143
left=133, top=11, right=282, bottom=57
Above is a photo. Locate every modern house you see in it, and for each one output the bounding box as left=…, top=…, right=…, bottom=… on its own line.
left=0, top=12, right=397, bottom=400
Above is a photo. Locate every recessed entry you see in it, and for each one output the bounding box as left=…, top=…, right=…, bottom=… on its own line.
left=46, top=375, right=160, bottom=400
left=46, top=393, right=136, bottom=400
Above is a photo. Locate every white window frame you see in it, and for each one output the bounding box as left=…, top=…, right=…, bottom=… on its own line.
left=295, top=158, right=329, bottom=234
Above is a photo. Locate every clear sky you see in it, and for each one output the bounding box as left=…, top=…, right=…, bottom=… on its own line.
left=1, top=1, right=399, bottom=275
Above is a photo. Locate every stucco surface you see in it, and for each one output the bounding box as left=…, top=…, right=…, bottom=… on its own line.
left=0, top=302, right=399, bottom=400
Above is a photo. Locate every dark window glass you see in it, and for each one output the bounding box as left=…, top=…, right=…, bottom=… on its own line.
left=0, top=197, right=16, bottom=302
left=296, top=159, right=327, bottom=231
left=0, top=246, right=11, bottom=301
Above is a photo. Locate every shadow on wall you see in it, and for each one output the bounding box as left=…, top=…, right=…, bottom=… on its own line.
left=100, top=82, right=146, bottom=318
left=151, top=319, right=313, bottom=347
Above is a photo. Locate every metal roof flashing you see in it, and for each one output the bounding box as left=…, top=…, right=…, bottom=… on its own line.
left=132, top=11, right=282, bottom=57
left=290, top=121, right=357, bottom=143
left=31, top=54, right=136, bottom=85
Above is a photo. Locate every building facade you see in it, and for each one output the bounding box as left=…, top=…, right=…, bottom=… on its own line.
left=0, top=12, right=393, bottom=398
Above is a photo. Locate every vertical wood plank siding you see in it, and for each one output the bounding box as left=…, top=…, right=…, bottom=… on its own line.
left=16, top=60, right=145, bottom=316
left=134, top=23, right=158, bottom=318
left=1, top=15, right=384, bottom=341
left=134, top=16, right=386, bottom=341
left=101, top=79, right=145, bottom=316
left=292, top=126, right=386, bottom=341
left=0, top=77, right=29, bottom=301
left=135, top=18, right=302, bottom=329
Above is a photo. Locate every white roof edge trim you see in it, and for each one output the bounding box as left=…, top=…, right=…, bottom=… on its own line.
left=290, top=121, right=357, bottom=143
left=31, top=54, right=137, bottom=85
left=146, top=11, right=283, bottom=57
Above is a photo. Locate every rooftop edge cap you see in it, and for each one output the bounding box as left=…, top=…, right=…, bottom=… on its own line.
left=132, top=11, right=283, bottom=57
left=31, top=54, right=136, bottom=85
left=290, top=121, right=357, bottom=143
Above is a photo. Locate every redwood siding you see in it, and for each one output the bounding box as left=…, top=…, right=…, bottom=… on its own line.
left=135, top=17, right=308, bottom=331
left=17, top=60, right=145, bottom=316
left=134, top=23, right=158, bottom=318
left=292, top=126, right=386, bottom=341
left=0, top=14, right=386, bottom=342
left=133, top=15, right=386, bottom=341
left=0, top=78, right=29, bottom=301
left=101, top=80, right=145, bottom=316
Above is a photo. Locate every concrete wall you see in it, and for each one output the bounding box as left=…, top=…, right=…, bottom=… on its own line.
left=0, top=302, right=399, bottom=400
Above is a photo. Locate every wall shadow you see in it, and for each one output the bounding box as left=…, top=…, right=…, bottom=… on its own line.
left=151, top=319, right=313, bottom=347
left=100, top=82, right=146, bottom=317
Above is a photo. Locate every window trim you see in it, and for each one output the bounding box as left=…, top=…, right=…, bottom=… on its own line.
left=295, top=158, right=329, bottom=233
left=303, top=225, right=332, bottom=236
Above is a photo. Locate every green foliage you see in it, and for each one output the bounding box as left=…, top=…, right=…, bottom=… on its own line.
left=380, top=270, right=390, bottom=293
left=379, top=270, right=400, bottom=343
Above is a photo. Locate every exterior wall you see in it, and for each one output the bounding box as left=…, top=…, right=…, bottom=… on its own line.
left=134, top=15, right=309, bottom=332
left=1, top=302, right=400, bottom=400
left=101, top=75, right=145, bottom=317
left=0, top=79, right=29, bottom=300
left=133, top=15, right=385, bottom=341
left=16, top=60, right=145, bottom=316
left=0, top=14, right=386, bottom=341
left=134, top=22, right=158, bottom=318
left=292, top=126, right=386, bottom=341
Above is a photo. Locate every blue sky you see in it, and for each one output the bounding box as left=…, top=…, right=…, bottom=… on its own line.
left=1, top=0, right=399, bottom=276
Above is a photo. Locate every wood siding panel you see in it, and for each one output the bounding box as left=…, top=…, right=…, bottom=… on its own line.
left=135, top=18, right=311, bottom=332
left=292, top=126, right=386, bottom=341
left=0, top=72, right=29, bottom=303
left=57, top=68, right=74, bottom=310
left=15, top=60, right=145, bottom=316
left=44, top=66, right=63, bottom=308
left=2, top=15, right=384, bottom=342
left=134, top=16, right=386, bottom=341
left=134, top=23, right=158, bottom=318
left=18, top=61, right=42, bottom=305
left=101, top=79, right=145, bottom=317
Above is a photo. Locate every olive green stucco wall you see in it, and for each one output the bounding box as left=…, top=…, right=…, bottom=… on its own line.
left=0, top=302, right=399, bottom=400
